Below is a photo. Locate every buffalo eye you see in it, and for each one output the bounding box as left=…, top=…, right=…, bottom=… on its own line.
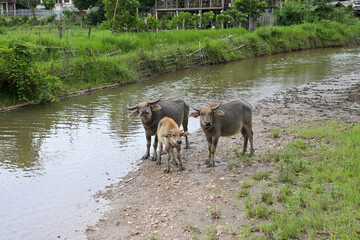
left=200, top=112, right=205, bottom=116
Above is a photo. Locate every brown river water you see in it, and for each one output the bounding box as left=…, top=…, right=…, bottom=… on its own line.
left=0, top=46, right=359, bottom=239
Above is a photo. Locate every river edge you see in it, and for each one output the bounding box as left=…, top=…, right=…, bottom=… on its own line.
left=86, top=74, right=360, bottom=239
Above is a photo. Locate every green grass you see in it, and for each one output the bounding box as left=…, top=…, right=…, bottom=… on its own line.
left=259, top=121, right=360, bottom=239
left=252, top=171, right=270, bottom=180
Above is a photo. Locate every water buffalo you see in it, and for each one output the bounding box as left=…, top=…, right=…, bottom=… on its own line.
left=189, top=99, right=254, bottom=167
left=157, top=117, right=190, bottom=173
left=127, top=96, right=189, bottom=160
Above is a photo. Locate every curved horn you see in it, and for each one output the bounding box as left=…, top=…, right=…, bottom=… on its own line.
left=127, top=104, right=138, bottom=110
left=148, top=99, right=160, bottom=104
left=211, top=102, right=222, bottom=111
left=191, top=106, right=200, bottom=112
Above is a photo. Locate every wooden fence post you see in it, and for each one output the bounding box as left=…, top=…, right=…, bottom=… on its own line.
left=58, top=25, right=62, bottom=39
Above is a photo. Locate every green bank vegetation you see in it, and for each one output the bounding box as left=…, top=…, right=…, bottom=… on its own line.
left=1, top=21, right=360, bottom=108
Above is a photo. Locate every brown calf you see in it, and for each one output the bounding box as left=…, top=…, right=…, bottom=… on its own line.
left=157, top=117, right=190, bottom=173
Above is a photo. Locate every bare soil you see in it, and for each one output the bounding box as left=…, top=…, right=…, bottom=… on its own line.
left=86, top=74, right=360, bottom=240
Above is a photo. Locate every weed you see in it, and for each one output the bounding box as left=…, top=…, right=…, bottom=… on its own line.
left=252, top=171, right=270, bottom=180
left=241, top=181, right=252, bottom=188
left=277, top=184, right=292, bottom=203
left=209, top=204, right=222, bottom=219
left=261, top=192, right=274, bottom=205
left=269, top=128, right=280, bottom=138
left=236, top=189, right=249, bottom=198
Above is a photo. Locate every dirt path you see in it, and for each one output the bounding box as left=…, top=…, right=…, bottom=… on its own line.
left=86, top=74, right=360, bottom=240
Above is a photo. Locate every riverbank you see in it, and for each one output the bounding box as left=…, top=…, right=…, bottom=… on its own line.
left=1, top=22, right=360, bottom=109
left=86, top=74, right=360, bottom=239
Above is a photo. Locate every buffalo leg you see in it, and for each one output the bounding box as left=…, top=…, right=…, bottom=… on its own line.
left=170, top=148, right=178, bottom=166
left=244, top=126, right=254, bottom=156
left=164, top=147, right=171, bottom=173
left=151, top=135, right=158, bottom=161
left=157, top=143, right=163, bottom=165
left=183, top=117, right=190, bottom=149
left=141, top=133, right=151, bottom=160
left=208, top=137, right=219, bottom=168
left=176, top=146, right=185, bottom=171
left=241, top=127, right=249, bottom=155
left=206, top=136, right=212, bottom=165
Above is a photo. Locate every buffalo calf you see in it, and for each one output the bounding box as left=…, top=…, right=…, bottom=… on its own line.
left=157, top=117, right=190, bottom=173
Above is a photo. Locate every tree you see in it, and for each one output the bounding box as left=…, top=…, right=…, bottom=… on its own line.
left=168, top=12, right=192, bottom=29
left=233, top=0, right=268, bottom=29
left=18, top=0, right=40, bottom=24
left=43, top=0, right=56, bottom=10
left=103, top=0, right=140, bottom=32
left=202, top=11, right=215, bottom=28
left=73, top=0, right=99, bottom=10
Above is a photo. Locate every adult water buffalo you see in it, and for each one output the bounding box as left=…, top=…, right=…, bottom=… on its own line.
left=127, top=96, right=189, bottom=160
left=189, top=99, right=254, bottom=167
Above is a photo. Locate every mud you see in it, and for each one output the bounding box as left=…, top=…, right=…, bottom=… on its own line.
left=86, top=74, right=360, bottom=240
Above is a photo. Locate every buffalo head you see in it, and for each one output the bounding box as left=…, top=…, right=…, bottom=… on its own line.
left=127, top=99, right=162, bottom=122
left=189, top=102, right=224, bottom=129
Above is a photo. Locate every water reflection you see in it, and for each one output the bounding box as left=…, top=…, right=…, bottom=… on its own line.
left=0, top=46, right=358, bottom=239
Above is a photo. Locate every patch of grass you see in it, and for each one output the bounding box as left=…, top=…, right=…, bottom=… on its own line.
left=261, top=191, right=274, bottom=205
left=269, top=128, right=280, bottom=138
left=241, top=181, right=252, bottom=188
left=261, top=121, right=360, bottom=239
left=209, top=204, right=222, bottom=220
left=235, top=189, right=249, bottom=198
left=252, top=171, right=270, bottom=180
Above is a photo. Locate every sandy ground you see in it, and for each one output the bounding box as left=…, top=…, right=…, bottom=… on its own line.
left=86, top=74, right=360, bottom=240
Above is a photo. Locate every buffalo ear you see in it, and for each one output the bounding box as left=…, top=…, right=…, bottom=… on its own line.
left=189, top=112, right=199, bottom=118
left=214, top=110, right=225, bottom=116
left=151, top=104, right=162, bottom=111
left=181, top=131, right=190, bottom=137
left=128, top=110, right=139, bottom=118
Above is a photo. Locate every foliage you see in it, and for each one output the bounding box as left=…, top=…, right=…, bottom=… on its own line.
left=274, top=0, right=308, bottom=26
left=0, top=40, right=63, bottom=103
left=202, top=11, right=215, bottom=29
left=43, top=0, right=56, bottom=10
left=103, top=0, right=140, bottom=32
left=73, top=0, right=98, bottom=10
left=63, top=9, right=77, bottom=22
left=216, top=8, right=246, bottom=28
left=233, top=0, right=268, bottom=25
left=168, top=12, right=192, bottom=29
left=47, top=13, right=57, bottom=23
left=85, top=3, right=106, bottom=25
left=146, top=13, right=160, bottom=30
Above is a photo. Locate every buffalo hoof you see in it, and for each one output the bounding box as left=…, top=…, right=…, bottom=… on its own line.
left=156, top=160, right=161, bottom=165
left=164, top=169, right=170, bottom=173
left=150, top=155, right=158, bottom=161
left=206, top=163, right=215, bottom=168
left=171, top=160, right=178, bottom=166
left=141, top=155, right=149, bottom=160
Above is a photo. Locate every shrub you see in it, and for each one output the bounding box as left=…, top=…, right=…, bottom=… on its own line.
left=0, top=40, right=63, bottom=103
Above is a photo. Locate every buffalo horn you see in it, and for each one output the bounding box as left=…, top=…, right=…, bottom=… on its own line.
left=191, top=106, right=200, bottom=112
left=126, top=104, right=138, bottom=110
left=211, top=102, right=222, bottom=111
left=148, top=99, right=160, bottom=104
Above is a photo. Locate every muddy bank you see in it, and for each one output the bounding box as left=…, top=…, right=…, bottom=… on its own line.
left=86, top=74, right=360, bottom=239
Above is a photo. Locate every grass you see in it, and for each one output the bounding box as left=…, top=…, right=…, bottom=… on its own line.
left=252, top=171, right=270, bottom=180
left=1, top=21, right=360, bottom=107
left=256, top=121, right=360, bottom=239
